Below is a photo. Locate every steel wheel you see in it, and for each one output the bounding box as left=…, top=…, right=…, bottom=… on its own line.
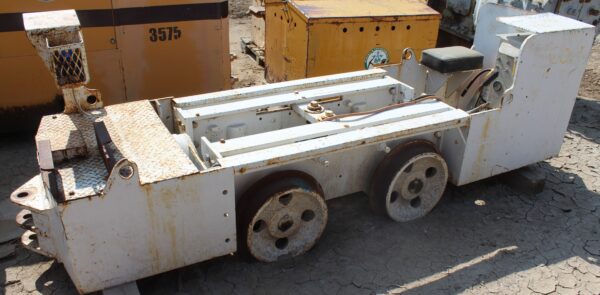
left=238, top=171, right=327, bottom=262
left=370, top=140, right=448, bottom=222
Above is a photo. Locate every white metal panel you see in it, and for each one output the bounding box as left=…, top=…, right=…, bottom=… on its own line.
left=472, top=3, right=532, bottom=68
left=214, top=101, right=454, bottom=157
left=219, top=108, right=468, bottom=174
left=173, top=69, right=388, bottom=108
left=232, top=133, right=438, bottom=201
left=179, top=77, right=400, bottom=120
left=498, top=12, right=596, bottom=33
left=56, top=163, right=236, bottom=293
left=179, top=77, right=402, bottom=144
left=10, top=176, right=54, bottom=212
left=455, top=17, right=595, bottom=185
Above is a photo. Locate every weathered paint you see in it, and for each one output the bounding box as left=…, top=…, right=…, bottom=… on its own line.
left=447, top=12, right=595, bottom=185
left=9, top=9, right=596, bottom=294
left=45, top=161, right=236, bottom=293
left=265, top=0, right=440, bottom=82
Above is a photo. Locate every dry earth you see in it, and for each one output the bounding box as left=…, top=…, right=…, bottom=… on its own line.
left=579, top=36, right=600, bottom=99
left=229, top=0, right=253, bottom=19
left=1, top=7, right=599, bottom=295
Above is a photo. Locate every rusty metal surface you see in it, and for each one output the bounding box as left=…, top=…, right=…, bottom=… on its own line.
left=35, top=110, right=112, bottom=201
left=383, top=151, right=448, bottom=221
left=103, top=100, right=199, bottom=184
left=56, top=155, right=108, bottom=200
left=23, top=10, right=90, bottom=90
left=265, top=0, right=440, bottom=82
left=15, top=209, right=34, bottom=230
left=291, top=0, right=439, bottom=19
left=9, top=175, right=54, bottom=211
left=33, top=99, right=200, bottom=202
left=3, top=11, right=600, bottom=294
left=237, top=170, right=327, bottom=262
left=35, top=112, right=99, bottom=162
left=246, top=187, right=328, bottom=262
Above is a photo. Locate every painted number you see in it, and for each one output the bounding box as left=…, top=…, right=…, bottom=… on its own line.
left=149, top=27, right=182, bottom=42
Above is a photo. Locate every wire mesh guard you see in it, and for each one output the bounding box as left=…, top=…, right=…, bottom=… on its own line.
left=52, top=48, right=86, bottom=86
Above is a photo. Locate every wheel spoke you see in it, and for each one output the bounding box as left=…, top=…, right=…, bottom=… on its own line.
left=411, top=159, right=430, bottom=176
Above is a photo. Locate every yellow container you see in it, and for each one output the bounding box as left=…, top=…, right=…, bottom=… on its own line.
left=265, top=0, right=440, bottom=82
left=0, top=0, right=230, bottom=132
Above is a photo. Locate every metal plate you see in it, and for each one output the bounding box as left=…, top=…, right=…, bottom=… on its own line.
left=36, top=111, right=111, bottom=201
left=290, top=0, right=439, bottom=19
left=56, top=155, right=108, bottom=200
left=36, top=112, right=105, bottom=162
left=104, top=101, right=199, bottom=184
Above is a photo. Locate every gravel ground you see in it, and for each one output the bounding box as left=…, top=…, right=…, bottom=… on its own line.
left=1, top=14, right=599, bottom=295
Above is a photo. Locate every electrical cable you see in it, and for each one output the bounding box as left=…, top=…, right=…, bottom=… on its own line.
left=461, top=69, right=493, bottom=97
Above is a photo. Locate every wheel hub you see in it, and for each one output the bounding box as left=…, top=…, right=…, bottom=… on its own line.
left=407, top=178, right=424, bottom=196
left=268, top=210, right=301, bottom=238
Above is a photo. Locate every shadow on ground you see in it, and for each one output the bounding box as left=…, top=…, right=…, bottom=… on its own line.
left=568, top=98, right=600, bottom=144
left=134, top=164, right=599, bottom=294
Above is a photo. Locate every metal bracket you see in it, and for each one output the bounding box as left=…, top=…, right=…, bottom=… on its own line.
left=94, top=122, right=118, bottom=174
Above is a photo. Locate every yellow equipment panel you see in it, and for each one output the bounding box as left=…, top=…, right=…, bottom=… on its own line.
left=0, top=0, right=230, bottom=132
left=265, top=0, right=440, bottom=82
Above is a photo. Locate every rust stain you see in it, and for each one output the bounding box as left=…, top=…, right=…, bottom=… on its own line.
left=158, top=187, right=178, bottom=266
left=480, top=117, right=491, bottom=140
left=472, top=116, right=491, bottom=180
left=267, top=158, right=282, bottom=165
left=144, top=186, right=161, bottom=273
left=141, top=183, right=153, bottom=195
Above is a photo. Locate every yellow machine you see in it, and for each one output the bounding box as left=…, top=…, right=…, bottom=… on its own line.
left=0, top=0, right=230, bottom=132
left=264, top=0, right=441, bottom=82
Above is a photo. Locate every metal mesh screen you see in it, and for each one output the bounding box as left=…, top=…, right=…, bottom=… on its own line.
left=52, top=48, right=86, bottom=86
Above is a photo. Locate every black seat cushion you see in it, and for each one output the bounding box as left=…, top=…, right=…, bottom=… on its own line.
left=421, top=46, right=484, bottom=73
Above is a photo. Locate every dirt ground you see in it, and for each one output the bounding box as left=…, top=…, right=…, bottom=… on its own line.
left=231, top=18, right=267, bottom=88
left=580, top=36, right=600, bottom=98
left=229, top=0, right=253, bottom=19
left=1, top=11, right=600, bottom=295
